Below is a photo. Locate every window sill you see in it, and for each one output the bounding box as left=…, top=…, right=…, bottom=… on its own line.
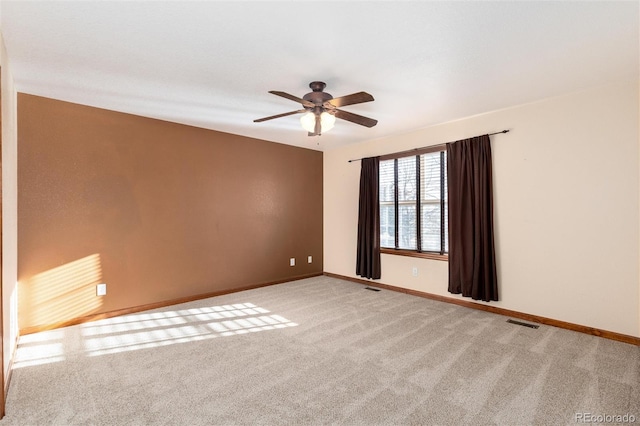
left=381, top=248, right=448, bottom=261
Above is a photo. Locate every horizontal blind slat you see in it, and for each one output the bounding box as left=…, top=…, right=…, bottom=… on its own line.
left=378, top=151, right=448, bottom=254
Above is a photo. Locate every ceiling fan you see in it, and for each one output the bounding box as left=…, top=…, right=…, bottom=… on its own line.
left=254, top=81, right=377, bottom=136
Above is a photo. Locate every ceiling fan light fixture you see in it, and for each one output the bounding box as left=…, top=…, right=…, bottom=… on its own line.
left=300, top=111, right=336, bottom=134
left=321, top=112, right=336, bottom=132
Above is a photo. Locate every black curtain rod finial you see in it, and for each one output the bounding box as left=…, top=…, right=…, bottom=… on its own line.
left=488, top=129, right=509, bottom=136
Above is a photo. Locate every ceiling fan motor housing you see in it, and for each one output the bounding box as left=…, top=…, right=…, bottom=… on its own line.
left=303, top=81, right=333, bottom=113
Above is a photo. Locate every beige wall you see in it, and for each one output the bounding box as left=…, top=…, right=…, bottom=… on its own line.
left=18, top=94, right=323, bottom=332
left=324, top=79, right=640, bottom=337
left=1, top=30, right=19, bottom=389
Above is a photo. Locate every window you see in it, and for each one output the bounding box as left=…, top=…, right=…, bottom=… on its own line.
left=379, top=149, right=448, bottom=259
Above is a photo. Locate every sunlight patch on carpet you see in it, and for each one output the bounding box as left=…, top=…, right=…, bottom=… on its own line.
left=80, top=302, right=298, bottom=356
left=13, top=329, right=67, bottom=368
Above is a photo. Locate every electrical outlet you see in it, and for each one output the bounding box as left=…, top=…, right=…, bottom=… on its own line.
left=412, top=267, right=418, bottom=277
left=290, top=258, right=295, bottom=267
left=308, top=256, right=312, bottom=264
left=96, top=283, right=107, bottom=296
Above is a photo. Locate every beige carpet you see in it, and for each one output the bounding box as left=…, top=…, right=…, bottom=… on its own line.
left=1, top=276, right=638, bottom=425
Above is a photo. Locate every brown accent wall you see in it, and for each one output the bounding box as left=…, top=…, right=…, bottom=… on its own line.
left=17, top=94, right=323, bottom=331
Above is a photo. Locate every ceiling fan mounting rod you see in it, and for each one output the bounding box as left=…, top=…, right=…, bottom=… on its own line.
left=309, top=81, right=326, bottom=92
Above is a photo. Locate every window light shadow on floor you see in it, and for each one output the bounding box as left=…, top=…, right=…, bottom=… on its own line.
left=14, top=302, right=298, bottom=368
left=13, top=329, right=68, bottom=368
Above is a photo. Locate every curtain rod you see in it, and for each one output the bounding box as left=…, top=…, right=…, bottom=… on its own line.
left=347, top=130, right=510, bottom=163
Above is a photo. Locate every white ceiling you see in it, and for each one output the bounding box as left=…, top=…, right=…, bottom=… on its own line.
left=1, top=1, right=638, bottom=151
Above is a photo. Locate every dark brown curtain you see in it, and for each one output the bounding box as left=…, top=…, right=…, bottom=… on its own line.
left=356, top=157, right=381, bottom=279
left=447, top=135, right=498, bottom=301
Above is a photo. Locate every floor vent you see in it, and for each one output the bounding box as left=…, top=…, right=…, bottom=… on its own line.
left=507, top=319, right=539, bottom=329
left=364, top=287, right=381, bottom=292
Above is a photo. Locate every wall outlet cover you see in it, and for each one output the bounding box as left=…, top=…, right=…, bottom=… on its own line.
left=96, top=283, right=107, bottom=296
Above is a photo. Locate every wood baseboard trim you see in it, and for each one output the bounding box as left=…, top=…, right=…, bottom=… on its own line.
left=323, top=272, right=640, bottom=346
left=20, top=272, right=323, bottom=335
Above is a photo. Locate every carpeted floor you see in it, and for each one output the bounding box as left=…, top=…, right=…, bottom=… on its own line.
left=1, top=276, right=638, bottom=425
